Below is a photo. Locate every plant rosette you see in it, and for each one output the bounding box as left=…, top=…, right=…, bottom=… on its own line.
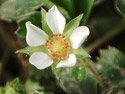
left=17, top=5, right=90, bottom=70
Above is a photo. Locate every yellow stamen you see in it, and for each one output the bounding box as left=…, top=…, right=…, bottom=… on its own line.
left=45, top=34, right=72, bottom=61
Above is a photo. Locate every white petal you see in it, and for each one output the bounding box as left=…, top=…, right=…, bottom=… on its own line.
left=46, top=5, right=66, bottom=34
left=26, top=21, right=48, bottom=46
left=70, top=26, right=90, bottom=49
left=56, top=54, right=76, bottom=68
left=29, top=52, right=53, bottom=70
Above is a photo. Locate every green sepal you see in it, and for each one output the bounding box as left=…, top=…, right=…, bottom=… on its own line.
left=64, top=14, right=83, bottom=38
left=73, top=47, right=90, bottom=59
left=16, top=45, right=47, bottom=56
left=97, top=47, right=125, bottom=87
left=41, top=8, right=53, bottom=36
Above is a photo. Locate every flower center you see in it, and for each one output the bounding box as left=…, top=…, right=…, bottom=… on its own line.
left=45, top=34, right=72, bottom=61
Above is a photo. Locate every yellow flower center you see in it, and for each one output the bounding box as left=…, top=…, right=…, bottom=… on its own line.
left=45, top=34, right=72, bottom=61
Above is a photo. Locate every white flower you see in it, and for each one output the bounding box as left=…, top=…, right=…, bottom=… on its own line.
left=25, top=5, right=90, bottom=70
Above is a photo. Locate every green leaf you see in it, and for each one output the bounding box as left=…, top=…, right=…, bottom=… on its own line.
left=71, top=65, right=86, bottom=82
left=15, top=12, right=42, bottom=38
left=97, top=47, right=125, bottom=87
left=51, top=60, right=88, bottom=94
left=51, top=60, right=97, bottom=94
left=24, top=79, right=43, bottom=94
left=73, top=0, right=94, bottom=25
left=16, top=45, right=47, bottom=56
left=64, top=14, right=83, bottom=38
left=0, top=88, right=4, bottom=94
left=0, top=0, right=45, bottom=21
left=115, top=0, right=125, bottom=17
left=73, top=47, right=90, bottom=59
left=41, top=8, right=52, bottom=36
left=3, top=78, right=26, bottom=94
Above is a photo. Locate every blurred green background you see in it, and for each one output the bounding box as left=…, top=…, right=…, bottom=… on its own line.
left=0, top=0, right=125, bottom=94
